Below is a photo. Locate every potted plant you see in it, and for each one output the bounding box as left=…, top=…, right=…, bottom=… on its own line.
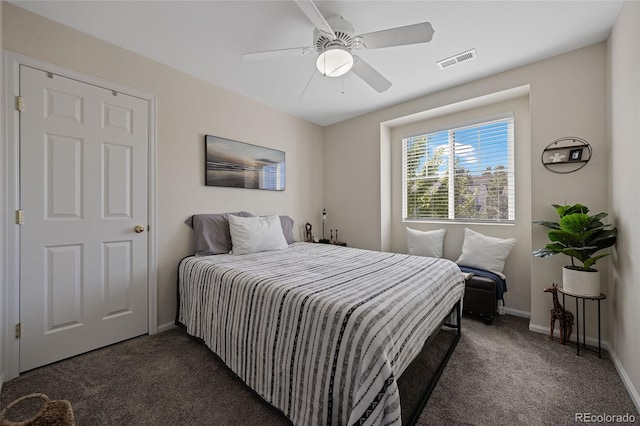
left=533, top=203, right=617, bottom=297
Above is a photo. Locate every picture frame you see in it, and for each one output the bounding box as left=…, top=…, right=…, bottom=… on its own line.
left=569, top=148, right=583, bottom=162
left=205, top=135, right=285, bottom=190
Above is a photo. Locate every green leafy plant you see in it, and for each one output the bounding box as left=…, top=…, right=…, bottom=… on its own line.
left=533, top=203, right=617, bottom=271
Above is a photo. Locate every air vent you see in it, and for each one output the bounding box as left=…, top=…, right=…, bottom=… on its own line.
left=436, top=48, right=477, bottom=70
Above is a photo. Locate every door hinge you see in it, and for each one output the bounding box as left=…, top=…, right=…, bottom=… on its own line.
left=16, top=210, right=24, bottom=225
left=15, top=323, right=22, bottom=339
left=16, top=96, right=24, bottom=112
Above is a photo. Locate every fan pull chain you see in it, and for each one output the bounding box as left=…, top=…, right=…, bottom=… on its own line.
left=300, top=68, right=317, bottom=99
left=323, top=51, right=327, bottom=77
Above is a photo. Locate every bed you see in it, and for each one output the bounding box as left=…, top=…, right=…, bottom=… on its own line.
left=177, top=241, right=464, bottom=425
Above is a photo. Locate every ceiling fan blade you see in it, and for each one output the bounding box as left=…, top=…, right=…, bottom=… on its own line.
left=295, top=0, right=336, bottom=40
left=242, top=47, right=314, bottom=62
left=351, top=56, right=392, bottom=93
left=356, top=22, right=434, bottom=50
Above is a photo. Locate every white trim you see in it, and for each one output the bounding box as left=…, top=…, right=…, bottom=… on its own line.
left=147, top=95, right=158, bottom=335
left=157, top=322, right=177, bottom=333
left=528, top=322, right=605, bottom=348
left=3, top=51, right=22, bottom=382
left=2, top=50, right=158, bottom=381
left=605, top=342, right=640, bottom=413
left=504, top=306, right=530, bottom=318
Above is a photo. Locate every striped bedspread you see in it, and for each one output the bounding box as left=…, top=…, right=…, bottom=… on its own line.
left=178, top=242, right=465, bottom=426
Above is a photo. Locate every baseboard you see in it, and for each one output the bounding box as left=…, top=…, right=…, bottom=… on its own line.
left=528, top=322, right=605, bottom=348
left=157, top=321, right=177, bottom=333
left=504, top=307, right=530, bottom=318
left=605, top=342, right=640, bottom=413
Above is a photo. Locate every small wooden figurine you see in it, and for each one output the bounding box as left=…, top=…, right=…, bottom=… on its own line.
left=305, top=223, right=312, bottom=242
left=544, top=284, right=574, bottom=344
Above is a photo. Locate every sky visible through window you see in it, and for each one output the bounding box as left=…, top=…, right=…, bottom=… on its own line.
left=411, top=120, right=510, bottom=177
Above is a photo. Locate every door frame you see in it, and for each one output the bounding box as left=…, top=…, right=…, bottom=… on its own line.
left=2, top=51, right=158, bottom=381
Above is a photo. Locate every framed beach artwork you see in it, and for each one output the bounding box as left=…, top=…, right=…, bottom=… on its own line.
left=205, top=135, right=285, bottom=190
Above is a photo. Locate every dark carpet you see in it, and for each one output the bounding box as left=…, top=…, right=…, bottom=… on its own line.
left=1, top=315, right=638, bottom=425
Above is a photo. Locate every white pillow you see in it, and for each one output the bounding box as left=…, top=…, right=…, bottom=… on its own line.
left=455, top=228, right=515, bottom=278
left=406, top=227, right=446, bottom=258
left=228, top=214, right=289, bottom=255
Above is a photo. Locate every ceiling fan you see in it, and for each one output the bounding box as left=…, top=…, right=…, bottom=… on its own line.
left=241, top=0, right=435, bottom=93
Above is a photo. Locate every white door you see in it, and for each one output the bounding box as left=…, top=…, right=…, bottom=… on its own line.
left=19, top=65, right=149, bottom=371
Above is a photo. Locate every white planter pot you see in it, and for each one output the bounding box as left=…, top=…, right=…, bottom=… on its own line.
left=562, top=267, right=600, bottom=297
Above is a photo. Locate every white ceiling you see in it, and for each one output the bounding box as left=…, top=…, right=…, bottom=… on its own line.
left=11, top=1, right=622, bottom=126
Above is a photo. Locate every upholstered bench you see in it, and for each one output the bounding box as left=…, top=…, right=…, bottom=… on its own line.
left=459, top=266, right=507, bottom=325
left=463, top=275, right=498, bottom=324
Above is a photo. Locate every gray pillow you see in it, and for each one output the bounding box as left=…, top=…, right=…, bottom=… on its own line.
left=185, top=211, right=253, bottom=256
left=279, top=215, right=295, bottom=244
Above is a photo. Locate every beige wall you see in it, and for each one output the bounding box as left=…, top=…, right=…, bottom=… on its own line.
left=608, top=0, right=640, bottom=409
left=2, top=3, right=325, bottom=328
left=324, top=43, right=608, bottom=336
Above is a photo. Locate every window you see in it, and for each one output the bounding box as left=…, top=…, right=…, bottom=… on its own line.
left=402, top=115, right=515, bottom=222
left=261, top=162, right=285, bottom=191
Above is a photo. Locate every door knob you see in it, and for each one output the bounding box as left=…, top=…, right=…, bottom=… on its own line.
left=134, top=225, right=146, bottom=233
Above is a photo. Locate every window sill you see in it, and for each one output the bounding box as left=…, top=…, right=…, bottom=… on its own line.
left=403, top=218, right=515, bottom=226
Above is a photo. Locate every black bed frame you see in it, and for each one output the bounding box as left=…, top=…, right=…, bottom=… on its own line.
left=401, top=300, right=462, bottom=426
left=176, top=258, right=462, bottom=425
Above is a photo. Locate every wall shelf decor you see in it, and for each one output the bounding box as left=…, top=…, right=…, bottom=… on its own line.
left=541, top=137, right=591, bottom=174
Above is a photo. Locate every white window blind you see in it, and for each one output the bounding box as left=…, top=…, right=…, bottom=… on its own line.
left=403, top=115, right=515, bottom=222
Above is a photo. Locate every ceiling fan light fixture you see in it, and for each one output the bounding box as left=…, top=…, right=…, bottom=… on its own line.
left=316, top=47, right=353, bottom=77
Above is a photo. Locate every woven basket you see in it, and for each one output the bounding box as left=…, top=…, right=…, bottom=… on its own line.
left=0, top=394, right=75, bottom=426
